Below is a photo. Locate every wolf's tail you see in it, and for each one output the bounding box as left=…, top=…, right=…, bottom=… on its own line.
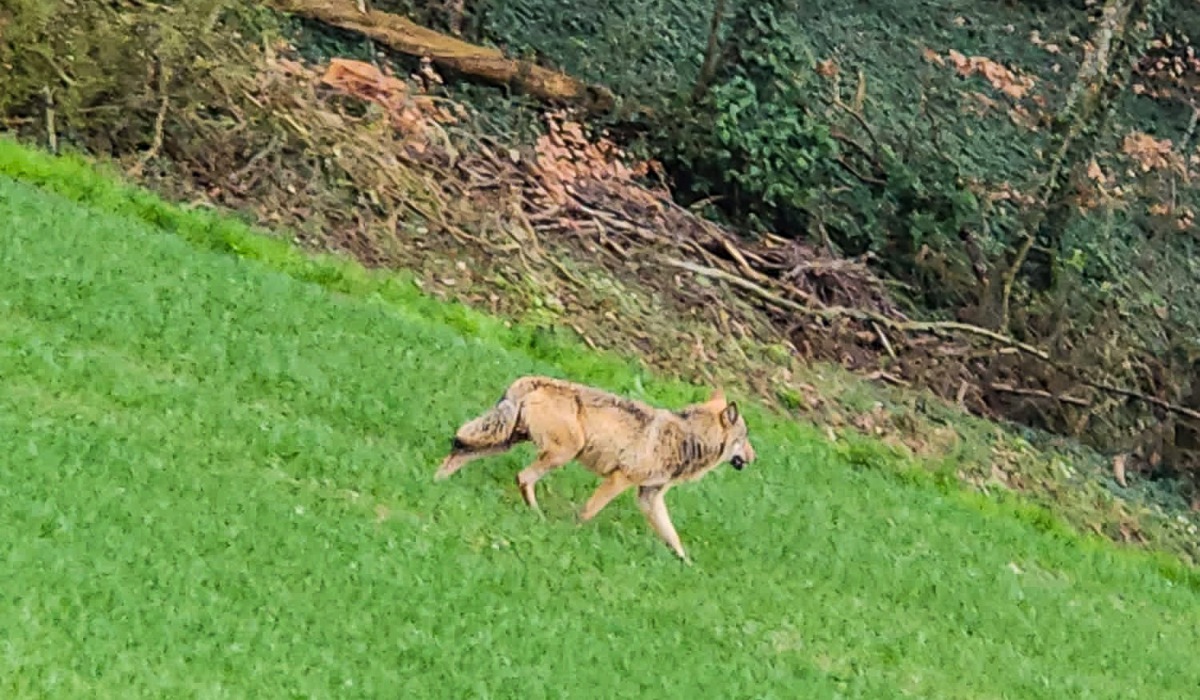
left=451, top=379, right=543, bottom=451
left=452, top=399, right=520, bottom=450
left=451, top=376, right=560, bottom=453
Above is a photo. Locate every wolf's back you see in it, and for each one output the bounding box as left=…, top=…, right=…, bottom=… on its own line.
left=504, top=375, right=565, bottom=401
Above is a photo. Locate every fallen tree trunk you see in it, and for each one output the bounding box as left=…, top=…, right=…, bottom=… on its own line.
left=263, top=0, right=616, bottom=113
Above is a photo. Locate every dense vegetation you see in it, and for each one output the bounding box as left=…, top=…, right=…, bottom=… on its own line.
left=3, top=141, right=1200, bottom=698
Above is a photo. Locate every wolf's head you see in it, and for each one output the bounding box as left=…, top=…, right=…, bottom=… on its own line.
left=702, top=388, right=757, bottom=471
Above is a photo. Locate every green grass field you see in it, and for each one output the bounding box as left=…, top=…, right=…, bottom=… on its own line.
left=2, top=142, right=1199, bottom=698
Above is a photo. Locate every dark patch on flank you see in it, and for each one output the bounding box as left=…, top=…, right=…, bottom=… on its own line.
left=603, top=395, right=653, bottom=424
left=670, top=435, right=712, bottom=477
left=579, top=390, right=654, bottom=426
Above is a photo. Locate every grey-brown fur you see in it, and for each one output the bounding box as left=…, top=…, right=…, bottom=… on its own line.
left=433, top=375, right=758, bottom=562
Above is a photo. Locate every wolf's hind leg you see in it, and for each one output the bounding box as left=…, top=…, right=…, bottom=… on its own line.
left=515, top=447, right=579, bottom=512
left=515, top=396, right=584, bottom=512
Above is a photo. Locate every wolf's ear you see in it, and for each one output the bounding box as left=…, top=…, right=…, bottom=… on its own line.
left=720, top=402, right=739, bottom=427
left=707, top=387, right=727, bottom=407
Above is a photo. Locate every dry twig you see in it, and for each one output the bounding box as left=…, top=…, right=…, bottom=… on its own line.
left=988, top=383, right=1091, bottom=408
left=131, top=59, right=171, bottom=177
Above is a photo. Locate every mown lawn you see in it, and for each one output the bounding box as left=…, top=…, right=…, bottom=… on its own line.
left=1, top=165, right=1198, bottom=698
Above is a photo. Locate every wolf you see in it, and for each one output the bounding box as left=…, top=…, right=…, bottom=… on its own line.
left=433, top=375, right=757, bottom=562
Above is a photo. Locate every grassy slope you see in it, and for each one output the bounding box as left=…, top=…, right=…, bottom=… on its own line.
left=1, top=143, right=1199, bottom=698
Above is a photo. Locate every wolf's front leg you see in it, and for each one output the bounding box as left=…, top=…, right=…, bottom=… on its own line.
left=579, top=472, right=633, bottom=522
left=636, top=485, right=691, bottom=564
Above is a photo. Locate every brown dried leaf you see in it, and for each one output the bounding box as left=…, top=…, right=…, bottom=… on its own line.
left=816, top=59, right=839, bottom=78
left=1121, top=131, right=1180, bottom=173
left=943, top=51, right=1036, bottom=100
left=921, top=48, right=944, bottom=66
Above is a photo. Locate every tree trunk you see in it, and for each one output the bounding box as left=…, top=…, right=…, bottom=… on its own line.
left=999, top=0, right=1160, bottom=330
left=691, top=0, right=728, bottom=103
left=263, top=0, right=616, bottom=114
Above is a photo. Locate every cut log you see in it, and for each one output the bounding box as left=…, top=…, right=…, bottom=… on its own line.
left=263, top=0, right=616, bottom=113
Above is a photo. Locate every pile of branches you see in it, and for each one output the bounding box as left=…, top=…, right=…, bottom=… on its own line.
left=307, top=62, right=926, bottom=364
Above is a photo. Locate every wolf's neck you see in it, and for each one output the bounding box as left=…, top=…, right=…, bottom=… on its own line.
left=665, top=420, right=725, bottom=477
